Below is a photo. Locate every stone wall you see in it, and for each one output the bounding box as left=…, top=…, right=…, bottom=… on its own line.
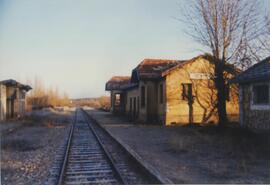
left=241, top=84, right=270, bottom=129
left=125, top=80, right=166, bottom=124
left=245, top=110, right=270, bottom=129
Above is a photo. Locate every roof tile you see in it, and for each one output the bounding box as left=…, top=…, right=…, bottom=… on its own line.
left=231, top=56, right=270, bottom=84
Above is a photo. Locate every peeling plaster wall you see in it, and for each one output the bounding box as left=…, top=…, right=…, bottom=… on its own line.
left=241, top=83, right=270, bottom=129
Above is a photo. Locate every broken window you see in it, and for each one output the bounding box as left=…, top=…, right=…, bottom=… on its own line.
left=141, top=86, right=146, bottom=108
left=253, top=84, right=269, bottom=104
left=19, top=91, right=26, bottom=99
left=115, top=93, right=120, bottom=106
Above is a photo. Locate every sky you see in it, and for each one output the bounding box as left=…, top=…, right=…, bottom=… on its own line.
left=0, top=0, right=269, bottom=98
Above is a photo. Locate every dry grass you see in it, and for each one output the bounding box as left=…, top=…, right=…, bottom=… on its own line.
left=21, top=110, right=71, bottom=128
left=26, top=77, right=71, bottom=110
left=167, top=125, right=270, bottom=182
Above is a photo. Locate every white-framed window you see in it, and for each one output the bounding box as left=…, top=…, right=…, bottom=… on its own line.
left=251, top=82, right=270, bottom=110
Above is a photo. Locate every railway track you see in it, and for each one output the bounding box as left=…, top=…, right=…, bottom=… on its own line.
left=47, top=108, right=165, bottom=185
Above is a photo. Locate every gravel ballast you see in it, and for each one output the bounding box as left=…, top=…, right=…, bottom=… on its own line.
left=1, top=110, right=72, bottom=185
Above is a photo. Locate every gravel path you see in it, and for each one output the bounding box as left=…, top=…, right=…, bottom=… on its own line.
left=86, top=109, right=270, bottom=184
left=1, top=110, right=72, bottom=185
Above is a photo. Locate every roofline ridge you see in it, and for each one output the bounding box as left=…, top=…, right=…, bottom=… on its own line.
left=111, top=75, right=130, bottom=78
left=142, top=58, right=180, bottom=61
left=234, top=56, right=270, bottom=79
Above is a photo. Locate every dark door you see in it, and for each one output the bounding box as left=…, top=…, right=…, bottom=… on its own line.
left=133, top=97, right=136, bottom=119
left=147, top=84, right=158, bottom=122
left=11, top=99, right=14, bottom=118
left=129, top=98, right=132, bottom=119
left=6, top=99, right=14, bottom=118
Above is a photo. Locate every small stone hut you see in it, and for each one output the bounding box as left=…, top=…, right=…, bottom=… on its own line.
left=231, top=56, right=270, bottom=129
left=0, top=79, right=32, bottom=121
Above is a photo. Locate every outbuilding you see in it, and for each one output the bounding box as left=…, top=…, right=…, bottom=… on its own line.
left=0, top=79, right=32, bottom=121
left=231, top=57, right=270, bottom=129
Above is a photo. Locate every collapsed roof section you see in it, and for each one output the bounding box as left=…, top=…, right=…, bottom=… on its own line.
left=105, top=76, right=136, bottom=91
left=131, top=59, right=183, bottom=82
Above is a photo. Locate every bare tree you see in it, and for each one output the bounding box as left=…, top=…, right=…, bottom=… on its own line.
left=260, top=15, right=270, bottom=53
left=27, top=77, right=71, bottom=109
left=181, top=0, right=268, bottom=125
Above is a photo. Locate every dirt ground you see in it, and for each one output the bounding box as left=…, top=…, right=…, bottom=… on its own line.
left=0, top=108, right=73, bottom=185
left=86, top=109, right=270, bottom=184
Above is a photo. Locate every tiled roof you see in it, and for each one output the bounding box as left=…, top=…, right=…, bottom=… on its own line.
left=132, top=59, right=183, bottom=80
left=0, top=79, right=32, bottom=91
left=162, top=54, right=241, bottom=77
left=108, top=54, right=241, bottom=89
left=105, top=76, right=133, bottom=91
left=230, top=56, right=270, bottom=84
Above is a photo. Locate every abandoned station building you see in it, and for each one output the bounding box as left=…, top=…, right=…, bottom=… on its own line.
left=231, top=56, right=270, bottom=129
left=105, top=76, right=134, bottom=114
left=106, top=55, right=239, bottom=125
left=0, top=79, right=32, bottom=121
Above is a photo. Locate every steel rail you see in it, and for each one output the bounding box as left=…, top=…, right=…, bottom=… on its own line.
left=81, top=108, right=171, bottom=184
left=56, top=108, right=127, bottom=185
left=81, top=108, right=128, bottom=185
left=57, top=109, right=77, bottom=185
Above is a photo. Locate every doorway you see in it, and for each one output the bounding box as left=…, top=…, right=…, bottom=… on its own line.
left=6, top=98, right=14, bottom=118
left=133, top=97, right=136, bottom=119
